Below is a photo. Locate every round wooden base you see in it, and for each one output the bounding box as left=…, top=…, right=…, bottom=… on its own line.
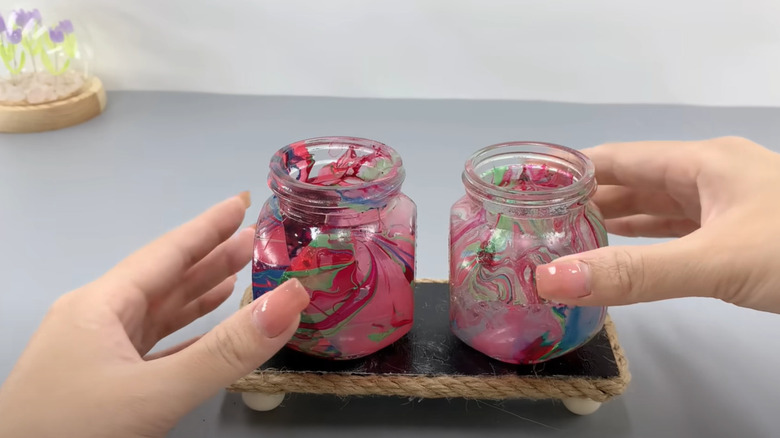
left=0, top=77, right=106, bottom=133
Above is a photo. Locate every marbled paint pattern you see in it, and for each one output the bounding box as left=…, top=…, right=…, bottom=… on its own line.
left=254, top=139, right=416, bottom=360
left=450, top=163, right=607, bottom=364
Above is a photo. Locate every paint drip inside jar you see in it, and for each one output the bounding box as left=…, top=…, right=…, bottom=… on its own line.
left=481, top=163, right=576, bottom=191
left=269, top=139, right=406, bottom=217
left=281, top=140, right=398, bottom=186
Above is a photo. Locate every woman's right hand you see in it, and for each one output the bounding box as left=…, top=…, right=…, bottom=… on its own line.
left=536, top=136, right=780, bottom=314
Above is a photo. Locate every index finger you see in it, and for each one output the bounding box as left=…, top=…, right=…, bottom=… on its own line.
left=106, top=192, right=252, bottom=298
left=584, top=140, right=705, bottom=192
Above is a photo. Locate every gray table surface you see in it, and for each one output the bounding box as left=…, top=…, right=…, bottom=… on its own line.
left=2, top=93, right=779, bottom=437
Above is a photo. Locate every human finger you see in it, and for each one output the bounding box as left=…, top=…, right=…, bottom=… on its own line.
left=535, top=239, right=710, bottom=306
left=593, top=185, right=689, bottom=219
left=154, top=279, right=309, bottom=411
left=166, top=226, right=253, bottom=309
left=605, top=215, right=700, bottom=238
left=143, top=276, right=238, bottom=353
left=143, top=336, right=203, bottom=361
left=107, top=192, right=251, bottom=299
left=584, top=141, right=704, bottom=193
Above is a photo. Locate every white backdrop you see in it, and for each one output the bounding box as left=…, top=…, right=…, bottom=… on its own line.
left=13, top=0, right=780, bottom=106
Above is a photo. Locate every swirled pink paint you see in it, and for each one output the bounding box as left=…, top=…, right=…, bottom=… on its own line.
left=253, top=137, right=416, bottom=360
left=450, top=143, right=608, bottom=364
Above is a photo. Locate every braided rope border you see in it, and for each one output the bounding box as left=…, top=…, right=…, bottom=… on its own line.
left=228, top=280, right=630, bottom=401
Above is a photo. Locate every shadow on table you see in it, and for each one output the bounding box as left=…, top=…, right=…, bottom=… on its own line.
left=218, top=392, right=632, bottom=437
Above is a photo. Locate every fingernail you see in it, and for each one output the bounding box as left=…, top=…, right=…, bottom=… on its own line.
left=535, top=261, right=591, bottom=300
left=238, top=191, right=251, bottom=208
left=251, top=279, right=310, bottom=338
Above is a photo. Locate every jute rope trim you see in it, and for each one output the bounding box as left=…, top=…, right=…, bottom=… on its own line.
left=231, top=281, right=630, bottom=401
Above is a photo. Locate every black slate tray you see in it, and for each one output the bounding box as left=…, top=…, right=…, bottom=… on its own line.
left=229, top=280, right=629, bottom=406
left=252, top=280, right=620, bottom=379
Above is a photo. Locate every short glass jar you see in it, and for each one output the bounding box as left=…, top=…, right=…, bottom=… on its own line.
left=449, top=142, right=608, bottom=364
left=253, top=137, right=417, bottom=360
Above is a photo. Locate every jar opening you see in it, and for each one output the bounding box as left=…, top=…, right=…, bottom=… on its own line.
left=480, top=163, right=576, bottom=191
left=269, top=137, right=405, bottom=208
left=463, top=142, right=595, bottom=208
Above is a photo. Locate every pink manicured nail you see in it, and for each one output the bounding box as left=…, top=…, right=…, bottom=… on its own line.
left=252, top=279, right=310, bottom=338
left=535, top=261, right=591, bottom=300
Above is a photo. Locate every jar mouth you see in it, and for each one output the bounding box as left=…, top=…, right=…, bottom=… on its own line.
left=463, top=141, right=595, bottom=207
left=269, top=137, right=405, bottom=208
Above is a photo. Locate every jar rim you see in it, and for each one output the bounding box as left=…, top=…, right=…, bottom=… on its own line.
left=463, top=141, right=596, bottom=206
left=269, top=136, right=405, bottom=207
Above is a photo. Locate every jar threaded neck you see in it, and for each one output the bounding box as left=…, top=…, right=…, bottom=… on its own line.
left=269, top=137, right=405, bottom=212
left=462, top=142, right=596, bottom=211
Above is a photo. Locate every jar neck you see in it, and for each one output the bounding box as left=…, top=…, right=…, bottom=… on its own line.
left=462, top=142, right=596, bottom=217
left=468, top=194, right=590, bottom=218
left=269, top=136, right=404, bottom=218
left=270, top=196, right=386, bottom=228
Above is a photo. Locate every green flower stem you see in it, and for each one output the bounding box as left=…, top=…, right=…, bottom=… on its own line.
left=0, top=44, right=15, bottom=73
left=38, top=48, right=69, bottom=76
left=2, top=45, right=26, bottom=80
left=22, top=40, right=37, bottom=73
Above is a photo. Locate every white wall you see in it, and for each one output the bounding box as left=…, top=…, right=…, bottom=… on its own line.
left=16, top=0, right=780, bottom=106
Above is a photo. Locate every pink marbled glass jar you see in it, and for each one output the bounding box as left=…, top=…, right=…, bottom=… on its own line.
left=449, top=142, right=608, bottom=364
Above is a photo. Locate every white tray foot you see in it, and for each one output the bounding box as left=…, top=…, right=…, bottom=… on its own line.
left=562, top=398, right=602, bottom=415
left=242, top=392, right=285, bottom=411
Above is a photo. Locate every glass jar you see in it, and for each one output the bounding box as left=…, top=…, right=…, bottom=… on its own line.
left=449, top=142, right=608, bottom=364
left=253, top=137, right=417, bottom=360
left=1, top=8, right=93, bottom=105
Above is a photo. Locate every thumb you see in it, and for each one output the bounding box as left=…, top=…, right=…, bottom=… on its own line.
left=535, top=240, right=707, bottom=306
left=156, top=278, right=309, bottom=405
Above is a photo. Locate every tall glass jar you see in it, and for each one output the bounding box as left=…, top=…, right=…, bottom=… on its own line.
left=449, top=142, right=608, bottom=364
left=253, top=137, right=417, bottom=360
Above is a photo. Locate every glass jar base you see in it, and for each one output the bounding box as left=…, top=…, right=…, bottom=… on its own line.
left=452, top=331, right=596, bottom=365
left=450, top=303, right=606, bottom=365
left=285, top=324, right=413, bottom=360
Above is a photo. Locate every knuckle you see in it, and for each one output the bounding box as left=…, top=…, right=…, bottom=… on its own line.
left=705, top=136, right=758, bottom=154
left=49, top=292, right=74, bottom=315
left=207, top=328, right=250, bottom=368
left=685, top=137, right=758, bottom=180
left=227, top=250, right=249, bottom=272
left=47, top=290, right=85, bottom=320
left=602, top=249, right=646, bottom=301
left=715, top=135, right=753, bottom=146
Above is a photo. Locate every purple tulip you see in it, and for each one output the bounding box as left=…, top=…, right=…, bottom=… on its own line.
left=57, top=20, right=74, bottom=34
left=11, top=9, right=41, bottom=28
left=7, top=28, right=22, bottom=44
left=13, top=9, right=29, bottom=26
left=0, top=15, right=6, bottom=34
left=49, top=27, right=64, bottom=43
